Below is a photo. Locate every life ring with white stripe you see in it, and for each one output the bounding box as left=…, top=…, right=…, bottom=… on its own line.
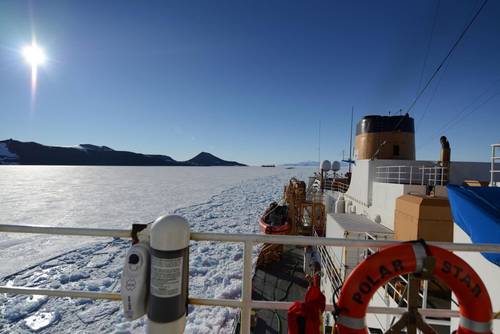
left=334, top=242, right=492, bottom=334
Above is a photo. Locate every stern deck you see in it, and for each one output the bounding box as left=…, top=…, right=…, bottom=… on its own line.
left=250, top=245, right=308, bottom=333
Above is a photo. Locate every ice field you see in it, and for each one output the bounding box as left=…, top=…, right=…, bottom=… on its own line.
left=0, top=166, right=312, bottom=333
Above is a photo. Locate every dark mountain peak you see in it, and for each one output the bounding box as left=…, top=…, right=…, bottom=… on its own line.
left=193, top=152, right=216, bottom=159
left=187, top=152, right=246, bottom=166
left=2, top=138, right=30, bottom=145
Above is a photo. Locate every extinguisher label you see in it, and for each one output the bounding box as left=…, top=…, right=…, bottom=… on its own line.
left=151, top=256, right=183, bottom=298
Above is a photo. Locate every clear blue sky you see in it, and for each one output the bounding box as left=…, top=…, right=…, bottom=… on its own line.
left=1, top=0, right=499, bottom=165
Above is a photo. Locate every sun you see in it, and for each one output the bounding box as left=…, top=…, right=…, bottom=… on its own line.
left=22, top=43, right=46, bottom=66
left=22, top=41, right=47, bottom=105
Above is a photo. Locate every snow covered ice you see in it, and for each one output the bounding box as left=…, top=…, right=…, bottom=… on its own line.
left=0, top=166, right=312, bottom=333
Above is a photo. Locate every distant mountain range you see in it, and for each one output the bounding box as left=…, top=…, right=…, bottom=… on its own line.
left=0, top=139, right=246, bottom=166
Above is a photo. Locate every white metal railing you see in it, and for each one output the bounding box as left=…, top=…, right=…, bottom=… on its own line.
left=375, top=165, right=448, bottom=186
left=323, top=179, right=349, bottom=193
left=1, top=224, right=500, bottom=333
left=327, top=180, right=350, bottom=193
left=491, top=144, right=500, bottom=187
left=317, top=245, right=343, bottom=301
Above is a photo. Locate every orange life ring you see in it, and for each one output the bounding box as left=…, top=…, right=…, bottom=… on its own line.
left=334, top=243, right=492, bottom=334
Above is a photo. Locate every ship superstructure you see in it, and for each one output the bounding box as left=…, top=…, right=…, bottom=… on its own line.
left=311, top=114, right=499, bottom=333
left=249, top=113, right=498, bottom=333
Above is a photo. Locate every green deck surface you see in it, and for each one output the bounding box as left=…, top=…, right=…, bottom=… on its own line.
left=250, top=245, right=308, bottom=334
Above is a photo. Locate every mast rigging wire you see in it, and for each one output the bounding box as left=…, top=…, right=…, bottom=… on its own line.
left=407, top=0, right=489, bottom=115
left=416, top=0, right=441, bottom=96
left=417, top=84, right=500, bottom=150
left=416, top=62, right=449, bottom=126
left=417, top=1, right=488, bottom=126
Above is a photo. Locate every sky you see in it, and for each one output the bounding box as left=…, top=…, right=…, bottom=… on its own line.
left=0, top=0, right=499, bottom=165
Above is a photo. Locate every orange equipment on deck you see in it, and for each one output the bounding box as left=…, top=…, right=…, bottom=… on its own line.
left=258, top=177, right=327, bottom=265
left=284, top=178, right=326, bottom=236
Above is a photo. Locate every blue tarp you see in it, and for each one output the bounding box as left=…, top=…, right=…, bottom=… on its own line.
left=447, top=185, right=500, bottom=266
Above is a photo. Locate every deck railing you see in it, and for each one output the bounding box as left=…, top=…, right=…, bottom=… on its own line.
left=491, top=144, right=500, bottom=186
left=375, top=165, right=448, bottom=186
left=1, top=223, right=500, bottom=333
left=321, top=179, right=350, bottom=193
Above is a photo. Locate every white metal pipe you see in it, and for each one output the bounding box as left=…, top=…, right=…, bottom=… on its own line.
left=0, top=224, right=130, bottom=238
left=422, top=280, right=429, bottom=310
left=240, top=240, right=253, bottom=334
left=0, top=284, right=481, bottom=327
left=189, top=297, right=242, bottom=308
left=3, top=222, right=500, bottom=333
left=0, top=286, right=243, bottom=309
left=2, top=224, right=500, bottom=252
left=191, top=232, right=500, bottom=252
left=0, top=285, right=464, bottom=318
left=426, top=319, right=452, bottom=327
left=0, top=285, right=122, bottom=300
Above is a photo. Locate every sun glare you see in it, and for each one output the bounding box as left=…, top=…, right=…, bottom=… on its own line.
left=22, top=42, right=47, bottom=108
left=22, top=43, right=46, bottom=66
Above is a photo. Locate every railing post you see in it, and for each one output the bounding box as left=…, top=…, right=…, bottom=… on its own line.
left=491, top=145, right=495, bottom=186
left=407, top=275, right=419, bottom=334
left=241, top=240, right=253, bottom=334
left=398, top=166, right=401, bottom=184
left=421, top=166, right=424, bottom=185
left=422, top=280, right=429, bottom=323
left=409, top=166, right=413, bottom=185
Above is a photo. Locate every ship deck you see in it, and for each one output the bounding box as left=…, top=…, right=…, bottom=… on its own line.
left=250, top=245, right=308, bottom=334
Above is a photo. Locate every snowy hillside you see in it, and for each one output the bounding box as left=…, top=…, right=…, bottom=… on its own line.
left=0, top=167, right=312, bottom=333
left=0, top=143, right=18, bottom=164
left=0, top=139, right=245, bottom=166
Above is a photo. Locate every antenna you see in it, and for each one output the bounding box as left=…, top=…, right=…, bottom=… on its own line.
left=318, top=120, right=321, bottom=166
left=348, top=107, right=354, bottom=173
left=342, top=107, right=355, bottom=172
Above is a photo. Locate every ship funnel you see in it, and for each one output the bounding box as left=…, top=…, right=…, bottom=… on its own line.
left=355, top=114, right=415, bottom=160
